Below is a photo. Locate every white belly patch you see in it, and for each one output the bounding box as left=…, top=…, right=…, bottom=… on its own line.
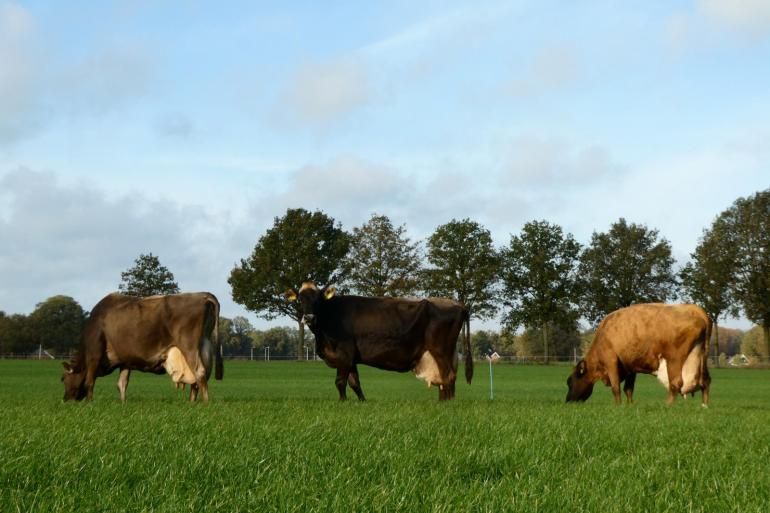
left=163, top=347, right=199, bottom=385
left=414, top=351, right=442, bottom=388
left=652, top=346, right=703, bottom=395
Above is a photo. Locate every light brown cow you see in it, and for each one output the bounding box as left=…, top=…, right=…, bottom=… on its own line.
left=566, top=303, right=711, bottom=406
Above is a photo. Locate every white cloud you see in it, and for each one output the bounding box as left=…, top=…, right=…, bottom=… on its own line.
left=279, top=58, right=369, bottom=127
left=0, top=1, right=44, bottom=144
left=0, top=168, right=240, bottom=317
left=501, top=136, right=623, bottom=188
left=0, top=1, right=156, bottom=145
left=699, top=0, right=770, bottom=38
left=505, top=46, right=579, bottom=97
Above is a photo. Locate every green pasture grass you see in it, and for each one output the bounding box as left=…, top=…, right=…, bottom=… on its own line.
left=1, top=360, right=769, bottom=512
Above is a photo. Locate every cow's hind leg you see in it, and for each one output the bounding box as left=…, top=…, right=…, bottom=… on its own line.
left=665, top=359, right=684, bottom=405
left=335, top=368, right=349, bottom=401
left=197, top=378, right=209, bottom=403
left=623, top=373, right=636, bottom=404
left=117, top=368, right=130, bottom=403
left=347, top=365, right=365, bottom=401
left=189, top=383, right=199, bottom=402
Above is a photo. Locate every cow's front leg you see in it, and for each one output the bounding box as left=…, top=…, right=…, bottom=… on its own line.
left=116, top=368, right=130, bottom=403
left=606, top=365, right=622, bottom=405
left=335, top=368, right=349, bottom=401
left=347, top=365, right=365, bottom=401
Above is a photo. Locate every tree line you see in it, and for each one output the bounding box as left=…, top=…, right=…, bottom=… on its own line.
left=1, top=189, right=768, bottom=362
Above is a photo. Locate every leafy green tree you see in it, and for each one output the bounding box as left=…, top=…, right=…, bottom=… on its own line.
left=423, top=219, right=500, bottom=337
left=578, top=218, right=677, bottom=325
left=231, top=316, right=254, bottom=354
left=229, top=208, right=349, bottom=358
left=470, top=330, right=500, bottom=358
left=251, top=326, right=311, bottom=358
left=512, top=323, right=580, bottom=360
left=740, top=326, right=767, bottom=361
left=0, top=313, right=36, bottom=354
left=27, top=296, right=86, bottom=355
left=217, top=316, right=235, bottom=351
left=500, top=220, right=582, bottom=363
left=118, top=253, right=180, bottom=297
left=718, top=190, right=770, bottom=358
left=679, top=221, right=738, bottom=366
left=341, top=213, right=422, bottom=297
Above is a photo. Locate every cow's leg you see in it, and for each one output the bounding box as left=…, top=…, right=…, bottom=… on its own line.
left=701, top=367, right=711, bottom=407
left=666, top=359, right=684, bottom=405
left=116, top=368, right=130, bottom=403
left=84, top=360, right=99, bottom=401
left=189, top=383, right=199, bottom=402
left=606, top=363, right=622, bottom=404
left=335, top=368, right=349, bottom=401
left=347, top=365, right=365, bottom=401
left=623, top=373, right=636, bottom=404
left=197, top=378, right=209, bottom=403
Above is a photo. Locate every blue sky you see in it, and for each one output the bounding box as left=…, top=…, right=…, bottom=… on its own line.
left=1, top=0, right=769, bottom=330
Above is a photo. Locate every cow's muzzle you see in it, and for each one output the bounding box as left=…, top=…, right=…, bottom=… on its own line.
left=302, top=314, right=315, bottom=325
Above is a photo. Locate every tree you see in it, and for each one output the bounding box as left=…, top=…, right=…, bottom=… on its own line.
left=118, top=253, right=180, bottom=297
left=512, top=323, right=580, bottom=360
left=423, top=219, right=500, bottom=339
left=231, top=316, right=254, bottom=354
left=229, top=208, right=349, bottom=358
left=578, top=218, right=677, bottom=325
left=0, top=313, right=36, bottom=354
left=740, top=326, right=767, bottom=362
left=470, top=330, right=500, bottom=358
left=500, top=220, right=582, bottom=363
left=341, top=213, right=422, bottom=297
left=718, top=190, right=770, bottom=358
left=679, top=221, right=738, bottom=366
left=29, top=295, right=86, bottom=355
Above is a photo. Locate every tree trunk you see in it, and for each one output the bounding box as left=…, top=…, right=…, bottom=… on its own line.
left=764, top=324, right=770, bottom=365
left=714, top=320, right=720, bottom=368
left=543, top=323, right=549, bottom=365
left=298, top=320, right=305, bottom=361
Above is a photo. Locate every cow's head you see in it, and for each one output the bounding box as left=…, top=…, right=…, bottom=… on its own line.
left=566, top=359, right=594, bottom=402
left=61, top=361, right=87, bottom=401
left=284, top=281, right=336, bottom=330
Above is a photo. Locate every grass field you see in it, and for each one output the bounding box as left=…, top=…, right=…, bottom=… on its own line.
left=2, top=360, right=770, bottom=513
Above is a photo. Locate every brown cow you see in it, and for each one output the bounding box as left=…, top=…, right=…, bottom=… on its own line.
left=286, top=282, right=471, bottom=401
left=62, top=292, right=223, bottom=402
left=566, top=303, right=711, bottom=406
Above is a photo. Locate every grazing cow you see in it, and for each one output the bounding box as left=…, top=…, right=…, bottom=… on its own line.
left=566, top=303, right=712, bottom=406
left=285, top=282, right=472, bottom=401
left=62, top=292, right=223, bottom=402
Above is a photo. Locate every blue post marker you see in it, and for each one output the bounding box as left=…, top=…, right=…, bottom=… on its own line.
left=488, top=354, right=494, bottom=400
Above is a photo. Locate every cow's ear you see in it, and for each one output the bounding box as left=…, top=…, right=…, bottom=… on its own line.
left=576, top=360, right=587, bottom=377
left=284, top=289, right=297, bottom=302
left=324, top=287, right=336, bottom=300
left=62, top=361, right=73, bottom=373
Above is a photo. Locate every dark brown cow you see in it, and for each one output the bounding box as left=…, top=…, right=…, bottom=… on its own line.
left=62, top=292, right=223, bottom=402
left=286, top=282, right=472, bottom=401
left=566, top=303, right=712, bottom=406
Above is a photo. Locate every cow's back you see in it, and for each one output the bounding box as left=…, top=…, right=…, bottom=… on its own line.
left=594, top=303, right=709, bottom=371
left=99, top=293, right=214, bottom=368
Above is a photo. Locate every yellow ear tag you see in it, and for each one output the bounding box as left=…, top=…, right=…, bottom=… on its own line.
left=284, top=290, right=297, bottom=301
left=324, top=287, right=336, bottom=300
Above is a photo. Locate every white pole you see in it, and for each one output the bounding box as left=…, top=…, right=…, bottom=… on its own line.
left=305, top=346, right=309, bottom=361
left=250, top=347, right=253, bottom=361
left=39, top=344, right=42, bottom=360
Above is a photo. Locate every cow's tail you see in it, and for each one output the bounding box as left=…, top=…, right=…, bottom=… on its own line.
left=701, top=314, right=712, bottom=387
left=209, top=295, right=224, bottom=380
left=464, top=309, right=473, bottom=384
